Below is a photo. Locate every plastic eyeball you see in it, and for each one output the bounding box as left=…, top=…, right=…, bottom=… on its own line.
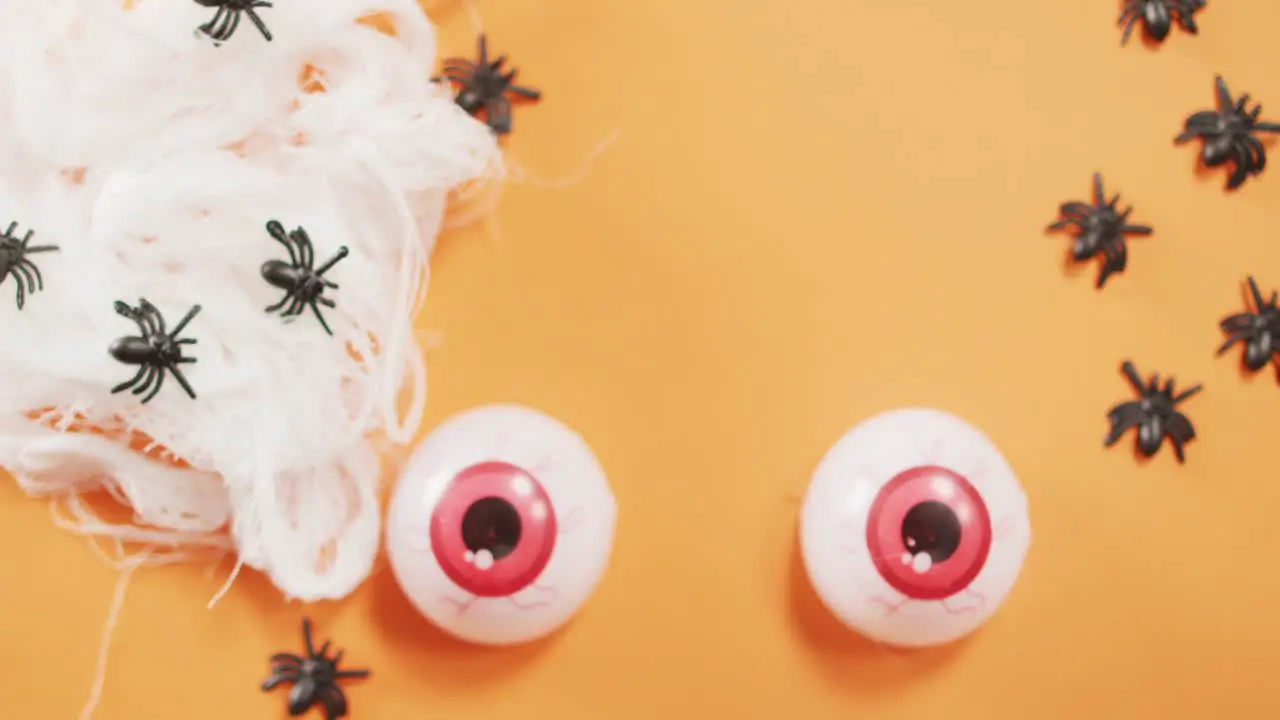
left=386, top=404, right=617, bottom=646
left=799, top=408, right=1031, bottom=648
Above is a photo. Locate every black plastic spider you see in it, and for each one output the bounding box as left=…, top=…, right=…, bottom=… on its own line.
left=1176, top=75, right=1280, bottom=190
left=434, top=34, right=541, bottom=135
left=262, top=220, right=348, bottom=336
left=1104, top=360, right=1202, bottom=464
left=1046, top=173, right=1153, bottom=289
left=192, top=0, right=273, bottom=43
left=1217, top=275, right=1280, bottom=373
left=0, top=221, right=58, bottom=310
left=1118, top=0, right=1203, bottom=45
left=261, top=618, right=369, bottom=720
left=108, top=299, right=200, bottom=404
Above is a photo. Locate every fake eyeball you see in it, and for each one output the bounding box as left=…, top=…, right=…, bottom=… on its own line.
left=386, top=404, right=617, bottom=646
left=799, top=408, right=1030, bottom=648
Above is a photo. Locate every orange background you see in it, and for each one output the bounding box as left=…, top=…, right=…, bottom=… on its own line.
left=3, top=1, right=1280, bottom=718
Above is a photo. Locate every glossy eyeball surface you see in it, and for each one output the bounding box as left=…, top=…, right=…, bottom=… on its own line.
left=386, top=404, right=617, bottom=646
left=799, top=408, right=1030, bottom=648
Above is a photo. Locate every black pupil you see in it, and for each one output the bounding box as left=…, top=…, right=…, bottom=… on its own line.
left=900, top=500, right=961, bottom=564
left=461, top=496, right=522, bottom=560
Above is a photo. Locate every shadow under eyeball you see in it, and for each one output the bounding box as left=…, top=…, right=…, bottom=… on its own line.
left=366, top=563, right=552, bottom=689
left=785, top=529, right=970, bottom=695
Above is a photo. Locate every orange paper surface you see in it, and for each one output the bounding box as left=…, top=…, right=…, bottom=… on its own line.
left=2, top=1, right=1279, bottom=718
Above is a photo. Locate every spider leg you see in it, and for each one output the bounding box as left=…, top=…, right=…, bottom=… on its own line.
left=1174, top=128, right=1207, bottom=144
left=318, top=297, right=336, bottom=308
left=113, top=300, right=143, bottom=326
left=1244, top=135, right=1267, bottom=172
left=131, top=365, right=158, bottom=397
left=1184, top=111, right=1220, bottom=128
left=309, top=300, right=335, bottom=336
left=315, top=247, right=348, bottom=276
left=1104, top=401, right=1146, bottom=446
left=1095, top=241, right=1124, bottom=288
left=322, top=279, right=339, bottom=289
left=291, top=228, right=315, bottom=269
left=260, top=671, right=300, bottom=691
left=1119, top=223, right=1153, bottom=235
left=1172, top=383, right=1203, bottom=404
left=1119, top=14, right=1142, bottom=45
left=244, top=7, right=272, bottom=41
left=301, top=618, right=316, bottom=657
left=23, top=244, right=58, bottom=254
left=225, top=10, right=242, bottom=42
left=1058, top=201, right=1092, bottom=217
left=210, top=9, right=233, bottom=41
left=139, top=367, right=167, bottom=404
left=441, top=59, right=477, bottom=73
left=335, top=668, right=370, bottom=678
left=1247, top=276, right=1266, bottom=310
left=1219, top=311, right=1256, bottom=332
left=1089, top=173, right=1104, bottom=206
left=1120, top=360, right=1146, bottom=395
left=266, top=221, right=301, bottom=266
left=2, top=221, right=16, bottom=238
left=199, top=8, right=226, bottom=39
left=13, top=262, right=37, bottom=293
left=266, top=292, right=294, bottom=313
left=1046, top=219, right=1077, bottom=231
left=1226, top=145, right=1251, bottom=189
left=168, top=364, right=198, bottom=400
left=282, top=297, right=304, bottom=317
left=1214, top=76, right=1233, bottom=109
left=110, top=366, right=147, bottom=394
left=13, top=277, right=24, bottom=310
left=476, top=34, right=489, bottom=65
left=316, top=684, right=349, bottom=719
left=1176, top=8, right=1199, bottom=33
left=270, top=653, right=305, bottom=664
left=485, top=96, right=513, bottom=135
left=138, top=298, right=163, bottom=336
left=507, top=84, right=541, bottom=100
left=439, top=70, right=473, bottom=85
left=170, top=304, right=202, bottom=338
left=1253, top=121, right=1280, bottom=133
left=1216, top=330, right=1250, bottom=355
left=1167, top=435, right=1186, bottom=464
left=316, top=641, right=332, bottom=657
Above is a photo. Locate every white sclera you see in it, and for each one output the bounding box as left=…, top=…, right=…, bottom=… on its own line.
left=800, top=408, right=1031, bottom=648
left=386, top=404, right=617, bottom=646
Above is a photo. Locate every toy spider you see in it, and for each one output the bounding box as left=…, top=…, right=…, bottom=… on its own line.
left=434, top=34, right=541, bottom=135
left=0, top=221, right=58, bottom=310
left=1104, top=360, right=1201, bottom=464
left=109, top=299, right=201, bottom=404
left=1118, top=0, right=1203, bottom=45
left=1046, top=173, right=1153, bottom=289
left=261, top=618, right=369, bottom=720
left=192, top=0, right=273, bottom=43
left=262, top=220, right=348, bottom=336
left=1176, top=75, right=1280, bottom=190
left=1217, top=276, right=1280, bottom=373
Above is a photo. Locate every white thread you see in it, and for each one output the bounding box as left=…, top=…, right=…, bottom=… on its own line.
left=0, top=0, right=501, bottom=601
left=77, top=552, right=146, bottom=720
